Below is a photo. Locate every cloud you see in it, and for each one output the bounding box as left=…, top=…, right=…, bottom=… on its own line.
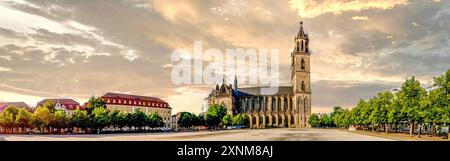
left=122, top=49, right=139, bottom=61
left=0, top=55, right=12, bottom=61
left=210, top=0, right=248, bottom=16
left=352, top=16, right=370, bottom=21
left=289, top=0, right=409, bottom=18
left=0, top=67, right=12, bottom=72
left=0, top=1, right=139, bottom=63
left=150, top=0, right=200, bottom=23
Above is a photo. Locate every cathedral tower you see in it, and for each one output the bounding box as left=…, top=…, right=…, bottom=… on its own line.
left=291, top=22, right=311, bottom=127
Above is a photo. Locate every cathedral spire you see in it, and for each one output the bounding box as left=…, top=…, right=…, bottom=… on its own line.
left=297, top=21, right=304, bottom=38
left=294, top=21, right=309, bottom=54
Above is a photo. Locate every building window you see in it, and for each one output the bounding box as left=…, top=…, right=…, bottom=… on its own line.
left=113, top=99, right=116, bottom=103
left=301, top=41, right=304, bottom=51
left=301, top=81, right=305, bottom=91
left=301, top=58, right=305, bottom=70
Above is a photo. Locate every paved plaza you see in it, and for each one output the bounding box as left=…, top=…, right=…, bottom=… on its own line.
left=0, top=128, right=392, bottom=141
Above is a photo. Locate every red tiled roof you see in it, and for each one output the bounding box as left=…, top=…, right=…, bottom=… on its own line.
left=36, top=99, right=81, bottom=110
left=101, top=92, right=171, bottom=109
left=0, top=102, right=32, bottom=112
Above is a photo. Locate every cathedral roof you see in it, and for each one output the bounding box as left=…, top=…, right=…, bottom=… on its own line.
left=235, top=86, right=293, bottom=96
left=232, top=90, right=252, bottom=97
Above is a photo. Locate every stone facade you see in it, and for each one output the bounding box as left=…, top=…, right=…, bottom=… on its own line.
left=207, top=22, right=312, bottom=128
left=101, top=92, right=172, bottom=128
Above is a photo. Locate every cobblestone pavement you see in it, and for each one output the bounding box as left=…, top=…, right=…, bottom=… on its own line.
left=0, top=128, right=393, bottom=141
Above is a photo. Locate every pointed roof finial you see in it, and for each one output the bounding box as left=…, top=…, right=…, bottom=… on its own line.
left=297, top=21, right=304, bottom=38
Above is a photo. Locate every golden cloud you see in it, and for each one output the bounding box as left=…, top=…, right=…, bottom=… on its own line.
left=288, top=0, right=409, bottom=18
left=149, top=1, right=200, bottom=23
left=352, top=16, right=370, bottom=20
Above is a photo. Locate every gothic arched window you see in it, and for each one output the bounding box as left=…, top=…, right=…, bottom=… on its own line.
left=301, top=81, right=305, bottom=91
left=301, top=58, right=305, bottom=70
left=297, top=98, right=302, bottom=113
left=303, top=98, right=308, bottom=114
left=305, top=41, right=309, bottom=53
left=277, top=98, right=281, bottom=111
left=301, top=40, right=304, bottom=51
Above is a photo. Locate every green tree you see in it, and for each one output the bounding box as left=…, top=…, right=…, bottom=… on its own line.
left=52, top=110, right=69, bottom=133
left=178, top=112, right=193, bottom=130
left=360, top=99, right=373, bottom=130
left=191, top=114, right=200, bottom=130
left=388, top=97, right=402, bottom=133
left=232, top=113, right=249, bottom=127
left=222, top=114, right=233, bottom=128
left=116, top=112, right=128, bottom=131
left=320, top=114, right=332, bottom=127
left=42, top=100, right=56, bottom=113
left=331, top=106, right=344, bottom=127
left=399, top=76, right=426, bottom=135
left=92, top=107, right=111, bottom=134
left=434, top=69, right=450, bottom=96
left=341, top=109, right=352, bottom=128
left=110, top=110, right=122, bottom=131
left=432, top=69, right=450, bottom=137
left=147, top=112, right=164, bottom=130
left=0, top=106, right=18, bottom=133
left=198, top=115, right=206, bottom=127
left=31, top=106, right=54, bottom=133
left=352, top=99, right=365, bottom=129
left=70, top=108, right=90, bottom=133
left=378, top=91, right=393, bottom=133
left=126, top=112, right=133, bottom=131
left=0, top=112, right=4, bottom=133
left=86, top=97, right=106, bottom=115
left=308, top=113, right=320, bottom=128
left=206, top=104, right=227, bottom=129
left=130, top=110, right=147, bottom=131
left=15, top=108, right=31, bottom=133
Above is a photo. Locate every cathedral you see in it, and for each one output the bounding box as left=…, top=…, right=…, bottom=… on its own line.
left=207, top=22, right=311, bottom=128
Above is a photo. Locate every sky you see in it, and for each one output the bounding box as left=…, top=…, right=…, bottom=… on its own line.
left=0, top=0, right=449, bottom=114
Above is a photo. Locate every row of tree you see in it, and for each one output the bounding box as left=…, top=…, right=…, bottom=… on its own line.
left=0, top=97, right=165, bottom=134
left=177, top=104, right=249, bottom=131
left=309, top=69, right=450, bottom=137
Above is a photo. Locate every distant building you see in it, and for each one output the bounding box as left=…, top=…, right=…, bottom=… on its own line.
left=100, top=92, right=172, bottom=128
left=425, top=86, right=437, bottom=93
left=315, top=112, right=330, bottom=118
left=36, top=99, right=81, bottom=116
left=202, top=96, right=210, bottom=113
left=0, top=102, right=32, bottom=113
left=388, top=87, right=400, bottom=94
left=171, top=112, right=183, bottom=131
